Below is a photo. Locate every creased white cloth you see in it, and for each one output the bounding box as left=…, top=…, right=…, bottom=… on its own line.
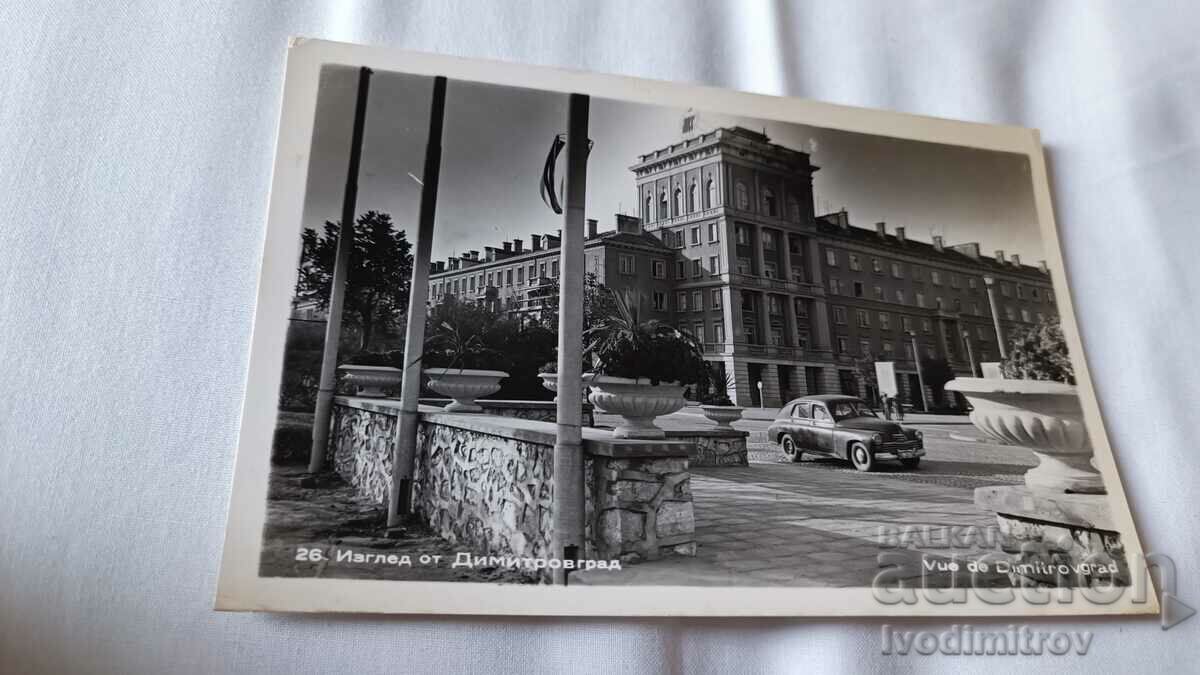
left=1, top=1, right=1198, bottom=673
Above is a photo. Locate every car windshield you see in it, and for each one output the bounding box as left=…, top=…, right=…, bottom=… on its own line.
left=830, top=400, right=876, bottom=421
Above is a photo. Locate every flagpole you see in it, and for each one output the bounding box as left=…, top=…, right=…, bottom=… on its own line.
left=389, top=76, right=447, bottom=527
left=551, top=93, right=589, bottom=585
left=309, top=66, right=372, bottom=474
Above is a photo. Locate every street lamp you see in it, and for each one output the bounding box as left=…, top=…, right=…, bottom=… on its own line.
left=906, top=330, right=930, bottom=412
left=962, top=329, right=978, bottom=377
left=982, top=274, right=1007, bottom=359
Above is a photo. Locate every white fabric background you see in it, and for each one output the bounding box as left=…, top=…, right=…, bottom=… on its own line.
left=1, top=1, right=1197, bottom=672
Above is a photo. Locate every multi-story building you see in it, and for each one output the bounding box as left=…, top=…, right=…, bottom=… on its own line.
left=427, top=214, right=676, bottom=322
left=429, top=124, right=1058, bottom=408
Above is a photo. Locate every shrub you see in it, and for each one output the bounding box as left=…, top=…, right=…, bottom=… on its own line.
left=584, top=290, right=709, bottom=386
left=1001, top=317, right=1075, bottom=384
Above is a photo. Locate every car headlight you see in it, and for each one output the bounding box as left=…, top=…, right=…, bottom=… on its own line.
left=913, top=429, right=923, bottom=440
left=870, top=433, right=883, bottom=445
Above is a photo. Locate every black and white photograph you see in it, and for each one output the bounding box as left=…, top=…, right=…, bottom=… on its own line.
left=212, top=40, right=1153, bottom=617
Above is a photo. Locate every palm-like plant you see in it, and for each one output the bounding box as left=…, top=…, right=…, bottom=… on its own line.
left=583, top=290, right=709, bottom=387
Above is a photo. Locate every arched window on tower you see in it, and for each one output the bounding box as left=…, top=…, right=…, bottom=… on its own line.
left=688, top=182, right=697, bottom=212
left=788, top=196, right=801, bottom=222
left=673, top=187, right=683, bottom=216
left=659, top=190, right=669, bottom=220
left=763, top=187, right=777, bottom=217
left=735, top=181, right=749, bottom=210
left=645, top=193, right=653, bottom=222
left=706, top=178, right=716, bottom=208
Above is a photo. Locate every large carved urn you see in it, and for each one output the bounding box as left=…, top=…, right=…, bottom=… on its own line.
left=424, top=368, right=508, bottom=412
left=945, top=377, right=1103, bottom=494
left=537, top=372, right=595, bottom=400
left=587, top=375, right=686, bottom=439
left=700, top=405, right=745, bottom=430
left=337, top=365, right=402, bottom=398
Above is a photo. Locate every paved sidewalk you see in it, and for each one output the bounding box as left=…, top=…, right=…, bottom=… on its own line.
left=576, top=459, right=1007, bottom=587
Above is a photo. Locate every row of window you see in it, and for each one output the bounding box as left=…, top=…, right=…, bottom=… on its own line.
left=643, top=177, right=805, bottom=223
left=662, top=221, right=722, bottom=248
left=833, top=336, right=996, bottom=364
left=824, top=249, right=1053, bottom=304
left=651, top=288, right=724, bottom=312
left=678, top=320, right=726, bottom=345
left=430, top=259, right=562, bottom=298
left=646, top=179, right=718, bottom=222
left=649, top=255, right=723, bottom=280
left=827, top=277, right=1049, bottom=322
left=829, top=306, right=1044, bottom=334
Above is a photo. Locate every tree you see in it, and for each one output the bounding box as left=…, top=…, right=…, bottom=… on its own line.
left=296, top=211, right=413, bottom=351
left=536, top=272, right=620, bottom=334
left=919, top=357, right=957, bottom=407
left=1001, top=317, right=1075, bottom=384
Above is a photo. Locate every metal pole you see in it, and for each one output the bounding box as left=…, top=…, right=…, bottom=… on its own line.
left=909, top=331, right=929, bottom=413
left=309, top=66, right=372, bottom=474
left=962, top=330, right=978, bottom=377
left=388, top=76, right=447, bottom=528
left=551, top=94, right=589, bottom=585
left=983, top=275, right=1007, bottom=359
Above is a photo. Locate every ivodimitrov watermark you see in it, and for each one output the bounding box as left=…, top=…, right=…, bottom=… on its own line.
left=882, top=624, right=1093, bottom=656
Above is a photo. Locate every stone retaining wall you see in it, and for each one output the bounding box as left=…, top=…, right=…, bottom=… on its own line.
left=329, top=397, right=696, bottom=581
left=663, top=429, right=749, bottom=467
left=419, top=398, right=594, bottom=427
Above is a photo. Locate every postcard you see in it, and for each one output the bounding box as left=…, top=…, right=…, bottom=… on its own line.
left=216, top=38, right=1156, bottom=617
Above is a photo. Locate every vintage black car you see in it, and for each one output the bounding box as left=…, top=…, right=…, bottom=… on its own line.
left=766, top=395, right=924, bottom=471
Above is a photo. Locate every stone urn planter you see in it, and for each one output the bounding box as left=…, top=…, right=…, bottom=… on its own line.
left=338, top=365, right=402, bottom=398
left=587, top=375, right=687, bottom=439
left=700, top=405, right=745, bottom=430
left=424, top=368, right=508, bottom=413
left=537, top=372, right=595, bottom=400
left=945, top=377, right=1103, bottom=494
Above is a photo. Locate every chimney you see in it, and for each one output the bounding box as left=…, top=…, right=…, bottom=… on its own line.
left=994, top=250, right=1005, bottom=264
left=1038, top=259, right=1049, bottom=274
left=615, top=213, right=642, bottom=234
left=587, top=218, right=598, bottom=238
left=513, top=238, right=523, bottom=253
left=875, top=221, right=886, bottom=238
left=1010, top=253, right=1021, bottom=267
left=932, top=235, right=944, bottom=252
left=531, top=236, right=542, bottom=252
left=484, top=247, right=497, bottom=262
left=502, top=241, right=512, bottom=253
left=448, top=258, right=459, bottom=270
left=895, top=226, right=906, bottom=243
left=838, top=209, right=849, bottom=229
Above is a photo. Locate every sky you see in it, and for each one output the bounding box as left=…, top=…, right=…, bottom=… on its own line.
left=301, top=65, right=1044, bottom=265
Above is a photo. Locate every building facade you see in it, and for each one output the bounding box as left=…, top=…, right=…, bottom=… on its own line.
left=429, top=124, right=1058, bottom=408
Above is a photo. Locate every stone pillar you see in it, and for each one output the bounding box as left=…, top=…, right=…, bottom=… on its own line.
left=389, top=76, right=447, bottom=525
left=731, top=359, right=753, bottom=407
left=752, top=224, right=767, bottom=277
left=809, top=299, right=833, bottom=352
left=726, top=286, right=742, bottom=343
left=783, top=294, right=798, bottom=348
left=310, top=66, right=371, bottom=474
left=759, top=364, right=781, bottom=407
left=781, top=233, right=794, bottom=282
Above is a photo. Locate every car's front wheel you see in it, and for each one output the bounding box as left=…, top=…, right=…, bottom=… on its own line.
left=849, top=442, right=875, bottom=472
left=781, top=435, right=802, bottom=463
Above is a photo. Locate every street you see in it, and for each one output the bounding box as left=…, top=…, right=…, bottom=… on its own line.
left=578, top=407, right=1035, bottom=587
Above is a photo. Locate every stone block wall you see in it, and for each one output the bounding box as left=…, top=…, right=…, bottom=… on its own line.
left=664, top=430, right=748, bottom=467
left=327, top=397, right=696, bottom=582
left=328, top=400, right=398, bottom=505
left=411, top=418, right=555, bottom=566
left=585, top=448, right=696, bottom=564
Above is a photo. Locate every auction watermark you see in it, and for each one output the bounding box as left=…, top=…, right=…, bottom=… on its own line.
left=881, top=624, right=1093, bottom=656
